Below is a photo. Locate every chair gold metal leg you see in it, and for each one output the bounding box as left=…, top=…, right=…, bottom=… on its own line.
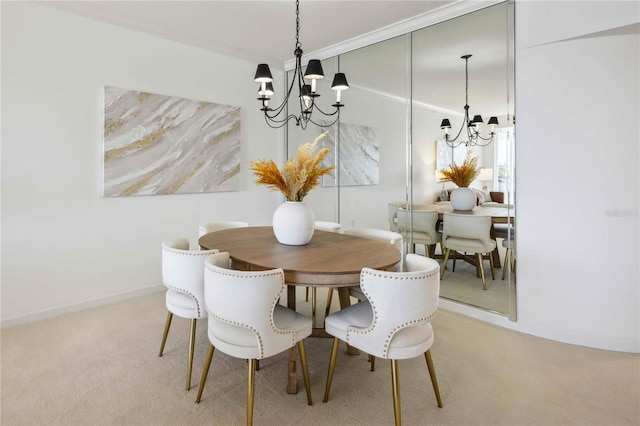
left=452, top=250, right=457, bottom=272
left=305, top=286, right=309, bottom=302
left=440, top=249, right=450, bottom=279
left=298, top=340, right=313, bottom=406
left=323, top=337, right=340, bottom=402
left=488, top=251, right=495, bottom=280
left=424, top=350, right=443, bottom=408
left=369, top=354, right=376, bottom=372
left=158, top=312, right=173, bottom=357
left=186, top=319, right=197, bottom=390
left=325, top=288, right=334, bottom=318
left=502, top=248, right=510, bottom=280
left=195, top=344, right=215, bottom=403
left=247, top=359, right=256, bottom=426
left=311, top=287, right=317, bottom=327
left=477, top=253, right=487, bottom=290
left=391, top=359, right=401, bottom=426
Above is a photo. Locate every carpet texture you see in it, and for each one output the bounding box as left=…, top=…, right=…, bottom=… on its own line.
left=1, top=290, right=638, bottom=425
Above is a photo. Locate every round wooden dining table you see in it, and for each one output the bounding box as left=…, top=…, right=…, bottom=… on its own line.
left=199, top=226, right=401, bottom=286
left=198, top=226, right=401, bottom=393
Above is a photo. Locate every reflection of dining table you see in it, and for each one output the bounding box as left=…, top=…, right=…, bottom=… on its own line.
left=198, top=226, right=401, bottom=394
left=407, top=203, right=515, bottom=267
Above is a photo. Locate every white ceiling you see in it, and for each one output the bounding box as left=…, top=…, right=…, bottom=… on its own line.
left=40, top=1, right=454, bottom=65
left=40, top=0, right=511, bottom=117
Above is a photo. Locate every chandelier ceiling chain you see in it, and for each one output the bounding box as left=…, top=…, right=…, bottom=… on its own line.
left=254, top=0, right=349, bottom=130
left=440, top=54, right=498, bottom=148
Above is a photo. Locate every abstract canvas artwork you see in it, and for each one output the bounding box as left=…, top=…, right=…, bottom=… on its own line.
left=321, top=122, right=379, bottom=187
left=103, top=87, right=241, bottom=196
left=436, top=140, right=469, bottom=170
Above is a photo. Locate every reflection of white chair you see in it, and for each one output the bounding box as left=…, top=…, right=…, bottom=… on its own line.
left=396, top=209, right=442, bottom=258
left=198, top=221, right=248, bottom=238
left=502, top=237, right=516, bottom=280
left=158, top=239, right=218, bottom=390
left=322, top=254, right=443, bottom=426
left=441, top=213, right=496, bottom=290
left=196, top=252, right=313, bottom=425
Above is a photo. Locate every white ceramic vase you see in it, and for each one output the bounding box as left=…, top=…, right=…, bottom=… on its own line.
left=450, top=187, right=476, bottom=211
left=272, top=201, right=315, bottom=245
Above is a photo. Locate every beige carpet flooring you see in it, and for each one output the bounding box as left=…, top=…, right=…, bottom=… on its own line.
left=1, top=290, right=638, bottom=425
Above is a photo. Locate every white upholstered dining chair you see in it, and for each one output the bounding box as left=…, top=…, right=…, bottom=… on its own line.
left=440, top=212, right=496, bottom=290
left=322, top=254, right=443, bottom=426
left=198, top=221, right=249, bottom=238
left=396, top=209, right=442, bottom=258
left=330, top=228, right=403, bottom=305
left=158, top=238, right=218, bottom=390
left=195, top=252, right=313, bottom=425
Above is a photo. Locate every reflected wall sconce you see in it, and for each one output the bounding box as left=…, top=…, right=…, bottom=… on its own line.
left=441, top=54, right=498, bottom=147
left=254, top=0, right=349, bottom=130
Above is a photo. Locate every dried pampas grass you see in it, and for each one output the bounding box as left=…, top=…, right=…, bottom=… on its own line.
left=250, top=132, right=334, bottom=201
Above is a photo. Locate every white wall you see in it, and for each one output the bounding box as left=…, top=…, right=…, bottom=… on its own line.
left=1, top=2, right=281, bottom=325
left=2, top=1, right=639, bottom=353
left=513, top=0, right=639, bottom=351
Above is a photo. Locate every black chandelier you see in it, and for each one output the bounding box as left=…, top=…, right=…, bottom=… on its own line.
left=440, top=54, right=498, bottom=148
left=254, top=0, right=349, bottom=129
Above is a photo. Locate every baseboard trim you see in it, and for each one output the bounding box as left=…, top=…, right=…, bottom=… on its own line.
left=0, top=285, right=165, bottom=329
left=439, top=298, right=640, bottom=353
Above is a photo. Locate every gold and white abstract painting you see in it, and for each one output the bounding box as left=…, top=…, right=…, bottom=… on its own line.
left=321, top=122, right=379, bottom=187
left=103, top=87, right=240, bottom=196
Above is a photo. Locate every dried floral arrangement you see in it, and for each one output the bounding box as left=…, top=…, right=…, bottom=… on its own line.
left=438, top=152, right=480, bottom=187
left=250, top=133, right=334, bottom=202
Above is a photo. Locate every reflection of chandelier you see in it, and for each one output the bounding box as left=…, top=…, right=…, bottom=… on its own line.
left=254, top=0, right=349, bottom=130
left=441, top=54, right=498, bottom=147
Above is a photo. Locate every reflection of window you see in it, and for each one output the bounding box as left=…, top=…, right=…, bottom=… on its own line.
left=436, top=140, right=468, bottom=170
left=494, top=127, right=515, bottom=194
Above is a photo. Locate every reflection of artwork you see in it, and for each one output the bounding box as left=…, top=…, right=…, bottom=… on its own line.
left=103, top=86, right=240, bottom=196
left=322, top=122, right=379, bottom=187
left=436, top=140, right=468, bottom=170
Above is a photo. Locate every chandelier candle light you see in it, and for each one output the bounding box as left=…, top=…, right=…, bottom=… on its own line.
left=254, top=0, right=349, bottom=129
left=441, top=54, right=498, bottom=147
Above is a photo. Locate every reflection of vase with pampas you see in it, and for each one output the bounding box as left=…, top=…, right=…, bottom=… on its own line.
left=437, top=153, right=479, bottom=211
left=450, top=187, right=476, bottom=210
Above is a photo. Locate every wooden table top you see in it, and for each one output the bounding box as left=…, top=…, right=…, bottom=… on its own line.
left=409, top=203, right=515, bottom=224
left=198, top=226, right=401, bottom=287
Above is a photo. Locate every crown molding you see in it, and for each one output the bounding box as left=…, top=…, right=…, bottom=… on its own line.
left=285, top=0, right=505, bottom=70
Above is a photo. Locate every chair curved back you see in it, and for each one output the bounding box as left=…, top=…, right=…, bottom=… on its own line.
left=344, top=228, right=404, bottom=271
left=344, top=228, right=403, bottom=256
left=349, top=254, right=440, bottom=360
left=198, top=221, right=249, bottom=238
left=441, top=213, right=494, bottom=253
left=162, top=239, right=218, bottom=319
left=204, top=253, right=300, bottom=359
left=314, top=221, right=343, bottom=233
left=396, top=209, right=440, bottom=245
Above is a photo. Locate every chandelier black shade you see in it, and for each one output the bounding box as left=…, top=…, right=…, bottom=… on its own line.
left=254, top=0, right=349, bottom=129
left=440, top=54, right=498, bottom=147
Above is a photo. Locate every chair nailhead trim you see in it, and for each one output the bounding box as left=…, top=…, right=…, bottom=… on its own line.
left=206, top=268, right=295, bottom=358
left=162, top=247, right=218, bottom=318
left=348, top=269, right=438, bottom=358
